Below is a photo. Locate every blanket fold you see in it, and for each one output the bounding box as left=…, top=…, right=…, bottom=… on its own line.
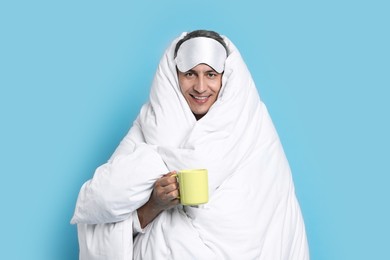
left=71, top=144, right=168, bottom=224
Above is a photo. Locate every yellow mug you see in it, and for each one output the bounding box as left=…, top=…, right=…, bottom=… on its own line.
left=174, top=169, right=209, bottom=206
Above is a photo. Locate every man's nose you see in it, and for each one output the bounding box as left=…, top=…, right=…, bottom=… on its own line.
left=194, top=77, right=206, bottom=93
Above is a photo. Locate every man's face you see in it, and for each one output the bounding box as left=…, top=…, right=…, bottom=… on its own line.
left=178, top=63, right=223, bottom=120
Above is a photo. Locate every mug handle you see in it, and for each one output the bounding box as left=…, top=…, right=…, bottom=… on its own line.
left=171, top=173, right=180, bottom=199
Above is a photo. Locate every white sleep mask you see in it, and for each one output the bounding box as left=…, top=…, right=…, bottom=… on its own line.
left=175, top=37, right=227, bottom=73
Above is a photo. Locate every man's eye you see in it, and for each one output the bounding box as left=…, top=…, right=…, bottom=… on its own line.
left=185, top=72, right=194, bottom=77
left=208, top=73, right=217, bottom=78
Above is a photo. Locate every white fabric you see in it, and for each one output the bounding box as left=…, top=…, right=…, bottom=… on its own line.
left=71, top=32, right=309, bottom=259
left=175, top=36, right=227, bottom=73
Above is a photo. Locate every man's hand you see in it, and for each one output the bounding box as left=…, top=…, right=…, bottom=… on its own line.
left=151, top=171, right=180, bottom=210
left=137, top=172, right=179, bottom=228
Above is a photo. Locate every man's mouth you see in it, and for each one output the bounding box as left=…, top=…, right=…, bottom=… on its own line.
left=191, top=94, right=210, bottom=103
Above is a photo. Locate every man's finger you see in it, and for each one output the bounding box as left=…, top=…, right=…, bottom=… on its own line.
left=158, top=175, right=178, bottom=187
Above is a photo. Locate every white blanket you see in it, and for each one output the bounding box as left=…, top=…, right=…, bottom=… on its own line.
left=71, top=33, right=309, bottom=259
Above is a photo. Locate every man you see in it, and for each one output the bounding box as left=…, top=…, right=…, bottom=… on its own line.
left=71, top=30, right=309, bottom=259
left=137, top=30, right=228, bottom=229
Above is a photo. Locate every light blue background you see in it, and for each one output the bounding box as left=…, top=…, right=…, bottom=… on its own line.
left=1, top=1, right=389, bottom=259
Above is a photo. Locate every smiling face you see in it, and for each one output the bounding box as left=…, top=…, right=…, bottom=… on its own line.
left=178, top=63, right=223, bottom=120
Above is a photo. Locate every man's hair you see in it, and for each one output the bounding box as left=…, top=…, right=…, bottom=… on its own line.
left=174, top=30, right=228, bottom=58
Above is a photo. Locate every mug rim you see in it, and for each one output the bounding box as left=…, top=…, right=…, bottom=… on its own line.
left=178, top=168, right=207, bottom=173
